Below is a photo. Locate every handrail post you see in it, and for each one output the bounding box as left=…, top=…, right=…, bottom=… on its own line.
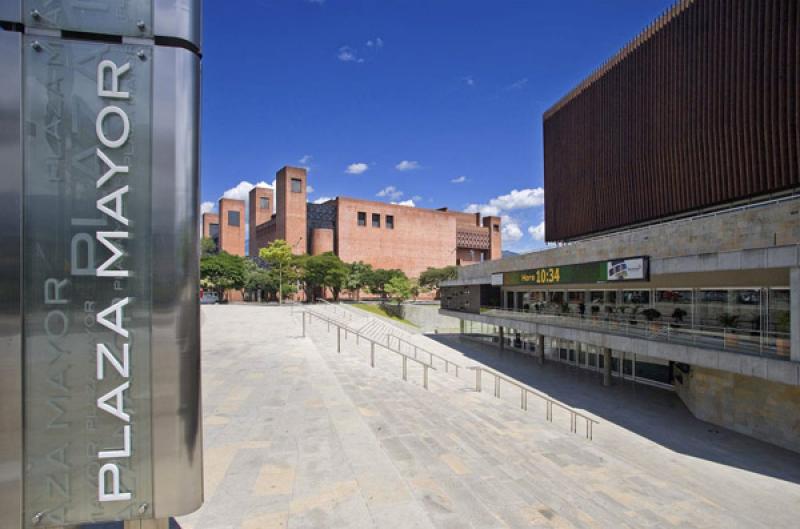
left=475, top=368, right=481, bottom=392
left=302, top=311, right=306, bottom=337
left=370, top=342, right=375, bottom=367
left=414, top=345, right=418, bottom=358
left=494, top=374, right=500, bottom=398
left=402, top=355, right=407, bottom=381
left=423, top=365, right=429, bottom=390
left=337, top=326, right=341, bottom=353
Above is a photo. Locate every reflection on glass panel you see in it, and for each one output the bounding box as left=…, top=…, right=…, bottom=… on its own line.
left=607, top=291, right=617, bottom=304
left=567, top=291, right=585, bottom=303
left=549, top=291, right=564, bottom=304
left=769, top=288, right=790, bottom=338
left=590, top=291, right=604, bottom=304
left=656, top=290, right=692, bottom=303
left=622, top=290, right=650, bottom=304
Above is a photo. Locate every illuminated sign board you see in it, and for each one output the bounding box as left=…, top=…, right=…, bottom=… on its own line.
left=503, top=257, right=649, bottom=286
left=23, top=38, right=154, bottom=525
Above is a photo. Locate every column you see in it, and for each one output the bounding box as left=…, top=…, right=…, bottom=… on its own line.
left=603, top=348, right=612, bottom=386
left=792, top=268, right=799, bottom=362
left=499, top=326, right=505, bottom=350
left=537, top=334, right=545, bottom=365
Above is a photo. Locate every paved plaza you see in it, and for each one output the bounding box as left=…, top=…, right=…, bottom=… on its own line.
left=178, top=305, right=800, bottom=529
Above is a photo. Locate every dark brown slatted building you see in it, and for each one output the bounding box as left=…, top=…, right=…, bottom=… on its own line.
left=543, top=0, right=800, bottom=242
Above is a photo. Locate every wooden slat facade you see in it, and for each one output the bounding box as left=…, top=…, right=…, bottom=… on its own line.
left=543, top=0, right=799, bottom=242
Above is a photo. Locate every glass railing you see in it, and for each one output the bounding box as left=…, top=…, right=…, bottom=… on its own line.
left=451, top=306, right=792, bottom=360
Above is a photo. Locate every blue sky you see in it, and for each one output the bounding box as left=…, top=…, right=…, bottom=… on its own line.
left=201, top=0, right=674, bottom=253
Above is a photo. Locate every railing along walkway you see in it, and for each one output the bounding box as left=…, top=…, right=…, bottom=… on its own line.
left=476, top=307, right=789, bottom=360
left=300, top=307, right=598, bottom=440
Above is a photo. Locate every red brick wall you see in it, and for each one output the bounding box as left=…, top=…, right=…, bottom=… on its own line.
left=311, top=228, right=334, bottom=255
left=202, top=213, right=219, bottom=239
left=248, top=187, right=274, bottom=257
left=275, top=166, right=307, bottom=255
left=336, top=198, right=459, bottom=279
left=218, top=198, right=245, bottom=256
left=483, top=215, right=502, bottom=260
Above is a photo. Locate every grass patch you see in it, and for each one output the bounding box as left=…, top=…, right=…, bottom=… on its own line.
left=351, top=303, right=418, bottom=328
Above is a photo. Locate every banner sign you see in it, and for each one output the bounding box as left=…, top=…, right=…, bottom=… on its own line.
left=504, top=257, right=649, bottom=286
left=23, top=36, right=153, bottom=526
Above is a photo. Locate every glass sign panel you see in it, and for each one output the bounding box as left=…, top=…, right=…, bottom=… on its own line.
left=25, top=0, right=152, bottom=38
left=23, top=36, right=153, bottom=527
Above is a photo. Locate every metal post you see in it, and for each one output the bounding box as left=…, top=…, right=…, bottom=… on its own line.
left=603, top=347, right=612, bottom=386
left=499, top=326, right=504, bottom=351
left=423, top=365, right=429, bottom=390
left=494, top=375, right=500, bottom=397
left=337, top=326, right=341, bottom=353
left=414, top=345, right=418, bottom=358
left=402, top=356, right=408, bottom=381
left=370, top=342, right=375, bottom=367
left=475, top=368, right=481, bottom=391
left=429, top=352, right=433, bottom=365
left=302, top=312, right=306, bottom=337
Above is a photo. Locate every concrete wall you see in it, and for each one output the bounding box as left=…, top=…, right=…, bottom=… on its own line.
left=675, top=366, right=800, bottom=453
left=395, top=303, right=461, bottom=332
left=453, top=197, right=800, bottom=282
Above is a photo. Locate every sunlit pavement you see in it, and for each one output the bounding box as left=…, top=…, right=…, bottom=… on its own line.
left=178, top=304, right=800, bottom=529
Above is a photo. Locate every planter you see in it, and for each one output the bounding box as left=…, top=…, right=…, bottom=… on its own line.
left=649, top=322, right=661, bottom=333
left=724, top=333, right=738, bottom=348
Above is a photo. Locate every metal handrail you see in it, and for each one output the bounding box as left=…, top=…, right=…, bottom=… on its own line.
left=387, top=333, right=464, bottom=378
left=467, top=365, right=598, bottom=440
left=304, top=309, right=596, bottom=440
left=302, top=310, right=434, bottom=389
left=473, top=306, right=790, bottom=358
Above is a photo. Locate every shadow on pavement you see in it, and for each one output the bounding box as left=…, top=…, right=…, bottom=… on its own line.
left=429, top=332, right=800, bottom=485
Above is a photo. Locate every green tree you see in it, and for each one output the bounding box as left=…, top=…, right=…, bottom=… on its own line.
left=385, top=275, right=413, bottom=305
left=303, top=253, right=348, bottom=301
left=344, top=261, right=373, bottom=301
left=418, top=266, right=458, bottom=292
left=259, top=239, right=294, bottom=304
left=200, top=251, right=246, bottom=301
left=366, top=268, right=406, bottom=299
left=200, top=236, right=217, bottom=258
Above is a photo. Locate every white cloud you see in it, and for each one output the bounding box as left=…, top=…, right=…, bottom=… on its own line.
left=506, top=78, right=528, bottom=90
left=346, top=162, right=369, bottom=174
left=528, top=221, right=546, bottom=241
left=450, top=176, right=466, bottom=184
left=502, top=222, right=523, bottom=242
left=200, top=201, right=215, bottom=215
left=377, top=185, right=403, bottom=201
left=366, top=37, right=384, bottom=48
left=299, top=154, right=312, bottom=164
left=465, top=187, right=544, bottom=218
left=395, top=160, right=420, bottom=171
left=313, top=196, right=333, bottom=204
left=338, top=46, right=363, bottom=63
left=411, top=195, right=422, bottom=201
left=306, top=185, right=314, bottom=193
left=391, top=199, right=416, bottom=207
left=462, top=76, right=475, bottom=87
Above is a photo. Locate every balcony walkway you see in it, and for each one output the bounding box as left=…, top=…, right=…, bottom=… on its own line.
left=178, top=304, right=800, bottom=529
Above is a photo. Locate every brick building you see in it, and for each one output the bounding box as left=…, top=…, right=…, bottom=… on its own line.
left=202, top=166, right=501, bottom=277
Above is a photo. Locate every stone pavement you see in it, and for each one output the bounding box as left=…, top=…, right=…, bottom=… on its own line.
left=178, top=305, right=800, bottom=529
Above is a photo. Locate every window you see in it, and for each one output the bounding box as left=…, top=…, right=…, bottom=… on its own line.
left=259, top=196, right=270, bottom=210
left=386, top=215, right=394, bottom=229
left=357, top=211, right=366, bottom=226
left=209, top=223, right=219, bottom=238
left=493, top=224, right=500, bottom=232
left=372, top=213, right=381, bottom=227
left=227, top=210, right=240, bottom=227
left=291, top=178, right=302, bottom=193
